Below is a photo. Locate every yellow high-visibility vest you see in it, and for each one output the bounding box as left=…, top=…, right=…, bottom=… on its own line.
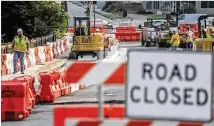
left=170, top=33, right=180, bottom=46
left=13, top=35, right=28, bottom=52
left=206, top=31, right=211, bottom=38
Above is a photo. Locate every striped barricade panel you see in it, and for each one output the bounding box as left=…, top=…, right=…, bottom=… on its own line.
left=64, top=119, right=214, bottom=126
left=66, top=61, right=126, bottom=86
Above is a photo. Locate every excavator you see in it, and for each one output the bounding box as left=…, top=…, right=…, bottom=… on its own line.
left=194, top=14, right=214, bottom=51
left=68, top=1, right=105, bottom=60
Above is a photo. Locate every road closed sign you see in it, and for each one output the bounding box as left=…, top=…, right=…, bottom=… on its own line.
left=126, top=49, right=213, bottom=122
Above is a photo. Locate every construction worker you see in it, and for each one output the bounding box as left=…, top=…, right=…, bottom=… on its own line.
left=76, top=21, right=88, bottom=35
left=211, top=19, right=214, bottom=37
left=170, top=28, right=180, bottom=51
left=11, top=28, right=29, bottom=74
left=94, top=28, right=104, bottom=42
left=206, top=28, right=212, bottom=38
left=165, top=20, right=170, bottom=31
left=185, top=26, right=194, bottom=51
left=96, top=28, right=100, bottom=33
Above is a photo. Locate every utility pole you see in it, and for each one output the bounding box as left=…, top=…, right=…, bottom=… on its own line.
left=64, top=1, right=68, bottom=12
left=176, top=1, right=179, bottom=27
left=94, top=2, right=96, bottom=28
left=64, top=1, right=68, bottom=32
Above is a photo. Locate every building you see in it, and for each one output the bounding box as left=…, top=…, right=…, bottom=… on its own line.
left=141, top=1, right=214, bottom=14
left=196, top=1, right=214, bottom=14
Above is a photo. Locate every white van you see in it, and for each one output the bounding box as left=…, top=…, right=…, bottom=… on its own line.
left=178, top=14, right=207, bottom=27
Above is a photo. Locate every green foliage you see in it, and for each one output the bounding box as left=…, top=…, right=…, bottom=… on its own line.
left=1, top=1, right=69, bottom=42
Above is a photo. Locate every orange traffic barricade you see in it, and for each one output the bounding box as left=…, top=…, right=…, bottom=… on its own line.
left=13, top=75, right=36, bottom=106
left=37, top=68, right=74, bottom=103
left=34, top=47, right=42, bottom=64
left=1, top=81, right=31, bottom=120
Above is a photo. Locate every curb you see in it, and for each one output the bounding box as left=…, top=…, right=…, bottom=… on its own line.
left=35, top=59, right=68, bottom=74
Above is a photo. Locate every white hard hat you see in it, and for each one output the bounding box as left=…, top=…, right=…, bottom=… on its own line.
left=96, top=28, right=100, bottom=32
left=17, top=28, right=23, bottom=33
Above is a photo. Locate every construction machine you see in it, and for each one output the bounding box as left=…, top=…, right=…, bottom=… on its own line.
left=69, top=1, right=105, bottom=60
left=194, top=14, right=214, bottom=51
left=69, top=16, right=105, bottom=60
left=145, top=17, right=176, bottom=30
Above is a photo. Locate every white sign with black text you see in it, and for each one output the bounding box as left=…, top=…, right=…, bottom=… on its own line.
left=126, top=50, right=213, bottom=122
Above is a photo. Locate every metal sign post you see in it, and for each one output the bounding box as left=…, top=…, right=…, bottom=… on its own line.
left=98, top=84, right=103, bottom=120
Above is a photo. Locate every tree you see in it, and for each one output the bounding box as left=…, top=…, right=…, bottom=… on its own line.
left=1, top=1, right=69, bottom=42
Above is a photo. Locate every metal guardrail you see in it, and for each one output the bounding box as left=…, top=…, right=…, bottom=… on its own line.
left=1, top=33, right=57, bottom=54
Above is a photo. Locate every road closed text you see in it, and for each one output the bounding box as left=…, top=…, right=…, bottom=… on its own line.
left=130, top=86, right=208, bottom=106
left=129, top=62, right=208, bottom=106
left=141, top=62, right=197, bottom=82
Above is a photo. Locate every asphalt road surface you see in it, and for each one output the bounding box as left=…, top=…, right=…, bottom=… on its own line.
left=67, top=2, right=115, bottom=27
left=1, top=42, right=138, bottom=126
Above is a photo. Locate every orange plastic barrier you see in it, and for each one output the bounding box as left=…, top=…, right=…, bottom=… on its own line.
left=1, top=46, right=7, bottom=54
left=13, top=75, right=36, bottom=106
left=53, top=42, right=60, bottom=58
left=63, top=38, right=68, bottom=51
left=69, top=28, right=74, bottom=33
left=179, top=24, right=199, bottom=37
left=34, top=47, right=42, bottom=64
left=37, top=69, right=75, bottom=103
left=1, top=54, right=8, bottom=75
left=1, top=37, right=69, bottom=76
left=1, top=81, right=31, bottom=120
left=54, top=104, right=125, bottom=126
left=116, top=26, right=136, bottom=33
left=44, top=45, right=52, bottom=62
left=91, top=27, right=103, bottom=33
left=115, top=32, right=141, bottom=41
left=25, top=55, right=31, bottom=69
